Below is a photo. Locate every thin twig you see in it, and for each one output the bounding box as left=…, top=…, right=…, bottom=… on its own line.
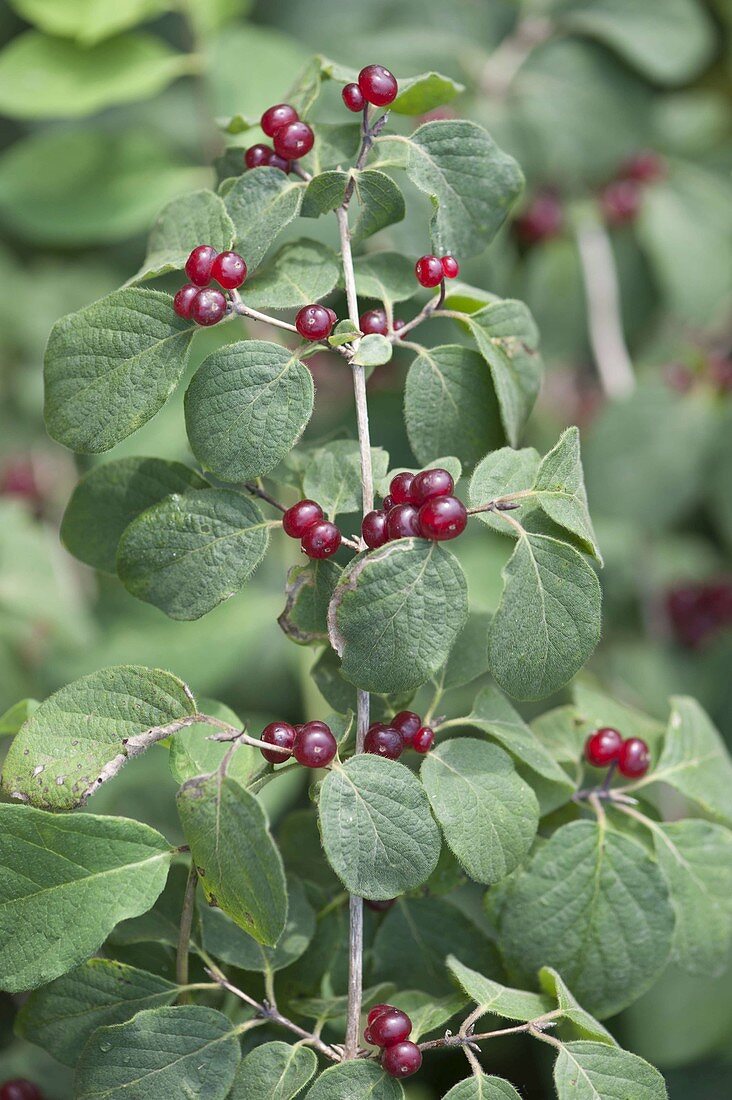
left=244, top=481, right=286, bottom=513
left=176, top=864, right=198, bottom=999
left=418, top=1010, right=562, bottom=1052
left=228, top=289, right=300, bottom=334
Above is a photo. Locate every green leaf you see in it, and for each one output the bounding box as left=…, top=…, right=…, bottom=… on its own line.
left=1, top=664, right=196, bottom=810
left=230, top=1041, right=317, bottom=1100
left=401, top=120, right=523, bottom=258
left=352, top=170, right=405, bottom=242
left=447, top=956, right=552, bottom=1022
left=117, top=488, right=269, bottom=620
left=391, top=71, right=465, bottom=115
left=303, top=440, right=389, bottom=519
left=0, top=698, right=38, bottom=736
left=0, top=805, right=171, bottom=993
left=332, top=541, right=468, bottom=694
left=538, top=968, right=616, bottom=1045
left=16, top=959, right=177, bottom=1067
left=391, top=990, right=466, bottom=1042
left=223, top=168, right=305, bottom=268
left=469, top=447, right=541, bottom=534
left=305, top=1060, right=404, bottom=1099
left=353, top=252, right=418, bottom=306
left=177, top=773, right=286, bottom=944
left=169, top=699, right=256, bottom=787
left=0, top=31, right=192, bottom=118
left=531, top=428, right=602, bottom=562
left=352, top=333, right=392, bottom=367
left=185, top=342, right=314, bottom=481
left=6, top=0, right=171, bottom=45
left=404, top=345, right=504, bottom=468
left=75, top=1005, right=240, bottom=1099
left=488, top=532, right=601, bottom=700
left=306, top=123, right=361, bottom=175
left=301, top=171, right=348, bottom=218
left=292, top=981, right=396, bottom=1022
left=278, top=559, right=341, bottom=646
left=110, top=863, right=195, bottom=950
left=443, top=1077, right=522, bottom=1100
left=61, top=457, right=207, bottom=575
left=243, top=240, right=340, bottom=310
left=421, top=739, right=539, bottom=884
left=131, top=190, right=235, bottom=284
left=318, top=755, right=440, bottom=899
left=328, top=318, right=361, bottom=348
left=44, top=288, right=194, bottom=454
left=553, top=1040, right=668, bottom=1100
left=438, top=611, right=491, bottom=691
left=499, top=820, right=675, bottom=1017
left=199, top=876, right=314, bottom=972
left=573, top=682, right=664, bottom=752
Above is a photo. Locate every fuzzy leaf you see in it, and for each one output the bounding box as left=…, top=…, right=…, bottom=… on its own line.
left=553, top=1040, right=668, bottom=1100
left=199, top=876, right=314, bottom=972
left=7, top=0, right=171, bottom=45
left=443, top=1079, right=522, bottom=1100
left=469, top=446, right=540, bottom=534
left=352, top=333, right=392, bottom=367
left=131, top=189, right=235, bottom=283
left=352, top=170, right=405, bottom=241
left=531, top=427, right=601, bottom=562
left=230, top=1041, right=317, bottom=1100
left=223, top=168, right=305, bottom=267
left=243, top=239, right=340, bottom=310
left=303, top=441, right=389, bottom=519
left=305, top=1061, right=404, bottom=1099
left=447, top=957, right=551, bottom=1022
left=278, top=560, right=341, bottom=646
left=538, top=968, right=616, bottom=1045
left=301, top=171, right=348, bottom=218
left=391, top=71, right=465, bottom=115
left=353, top=252, right=418, bottom=306
left=168, top=699, right=256, bottom=788
left=0, top=698, right=38, bottom=736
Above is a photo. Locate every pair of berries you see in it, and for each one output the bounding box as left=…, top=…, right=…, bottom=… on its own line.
left=0, top=1083, right=43, bottom=1100
left=359, top=308, right=405, bottom=337
left=365, top=1004, right=422, bottom=1078
left=283, top=499, right=341, bottom=559
left=244, top=103, right=314, bottom=172
left=173, top=245, right=247, bottom=326
left=601, top=150, right=665, bottom=227
left=342, top=65, right=398, bottom=112
left=260, top=720, right=337, bottom=768
left=584, top=728, right=650, bottom=778
left=295, top=304, right=337, bottom=341
left=365, top=710, right=434, bottom=760
left=362, top=469, right=468, bottom=547
left=415, top=254, right=459, bottom=288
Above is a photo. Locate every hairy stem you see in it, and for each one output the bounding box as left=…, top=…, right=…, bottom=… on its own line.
left=176, top=864, right=198, bottom=999
left=418, top=1010, right=562, bottom=1052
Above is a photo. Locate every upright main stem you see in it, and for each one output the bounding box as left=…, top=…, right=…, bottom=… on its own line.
left=575, top=214, right=635, bottom=399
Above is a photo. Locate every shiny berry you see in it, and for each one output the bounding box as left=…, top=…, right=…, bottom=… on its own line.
left=358, top=65, right=398, bottom=107
left=418, top=496, right=467, bottom=540
left=514, top=192, right=563, bottom=245
left=381, top=1040, right=422, bottom=1078
left=601, top=179, right=641, bottom=226
left=0, top=1084, right=43, bottom=1100
left=415, top=254, right=443, bottom=288
left=382, top=494, right=394, bottom=511
left=411, top=467, right=454, bottom=506
left=273, top=120, right=314, bottom=160
left=441, top=255, right=459, bottom=279
left=359, top=308, right=388, bottom=335
left=387, top=504, right=421, bottom=540
left=185, top=244, right=217, bottom=286
left=342, top=83, right=366, bottom=112
left=365, top=897, right=396, bottom=911
left=362, top=509, right=389, bottom=549
left=325, top=307, right=338, bottom=327
left=367, top=1003, right=393, bottom=1027
left=190, top=288, right=227, bottom=326
left=391, top=711, right=421, bottom=744
left=364, top=725, right=404, bottom=760
left=295, top=304, right=334, bottom=341
left=618, top=738, right=650, bottom=778
left=260, top=721, right=297, bottom=764
left=261, top=103, right=299, bottom=137
left=389, top=472, right=416, bottom=505
left=294, top=721, right=337, bottom=767
left=211, top=251, right=247, bottom=289
left=173, top=284, right=200, bottom=320
left=584, top=727, right=623, bottom=767
left=367, top=722, right=387, bottom=735
left=283, top=499, right=323, bottom=538
left=370, top=1008, right=412, bottom=1047
left=245, top=144, right=273, bottom=169
left=621, top=150, right=665, bottom=183
left=301, top=520, right=341, bottom=559
left=413, top=726, right=435, bottom=754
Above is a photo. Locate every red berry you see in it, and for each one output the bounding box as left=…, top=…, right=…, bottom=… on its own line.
left=584, top=727, right=623, bottom=768
left=365, top=897, right=396, bottom=911
left=185, top=245, right=218, bottom=287
left=301, top=521, right=341, bottom=559
left=190, top=288, right=227, bottom=326
left=381, top=1040, right=422, bottom=1078
left=621, top=150, right=665, bottom=183
left=358, top=65, right=398, bottom=107
left=359, top=308, right=388, bottom=335
left=342, top=83, right=366, bottom=112
left=273, top=120, right=314, bottom=160
left=441, top=255, right=459, bottom=279
left=260, top=103, right=299, bottom=137
left=283, top=499, right=323, bottom=539
left=618, top=737, right=650, bottom=778
left=391, top=711, right=421, bottom=744
left=364, top=1026, right=374, bottom=1044
left=245, top=144, right=273, bottom=169
left=362, top=509, right=389, bottom=549
left=295, top=304, right=334, bottom=341
left=173, top=283, right=200, bottom=320
left=367, top=1003, right=393, bottom=1027
left=370, top=1008, right=412, bottom=1047
left=411, top=468, right=454, bottom=506
left=387, top=504, right=421, bottom=540
left=294, top=721, right=337, bottom=767
left=389, top=472, right=416, bottom=505
left=601, top=179, right=641, bottom=226
left=413, top=726, right=435, bottom=754
left=325, top=307, right=338, bottom=327
left=415, top=254, right=443, bottom=288
left=514, top=192, right=563, bottom=245
left=0, top=1084, right=43, bottom=1100
left=364, top=725, right=404, bottom=760
left=211, top=251, right=247, bottom=290
left=367, top=722, right=387, bottom=735
left=260, top=721, right=297, bottom=764
left=418, top=496, right=467, bottom=541
left=393, top=319, right=406, bottom=334
left=382, top=494, right=394, bottom=511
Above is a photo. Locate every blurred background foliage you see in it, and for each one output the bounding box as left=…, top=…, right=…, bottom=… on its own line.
left=0, top=0, right=730, bottom=1094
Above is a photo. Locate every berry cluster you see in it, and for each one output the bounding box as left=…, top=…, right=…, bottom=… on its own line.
left=295, top=304, right=337, bottom=341
left=364, top=1004, right=422, bottom=1078
left=601, top=150, right=665, bottom=227
left=415, top=253, right=459, bottom=288
left=244, top=103, right=314, bottom=174
left=362, top=468, right=467, bottom=547
left=282, top=499, right=341, bottom=559
left=585, top=728, right=650, bottom=778
left=260, top=720, right=337, bottom=768
left=359, top=308, right=405, bottom=336
left=666, top=579, right=732, bottom=649
left=173, top=245, right=247, bottom=326
left=342, top=65, right=398, bottom=113
left=365, top=709, right=434, bottom=760
left=0, top=1082, right=43, bottom=1100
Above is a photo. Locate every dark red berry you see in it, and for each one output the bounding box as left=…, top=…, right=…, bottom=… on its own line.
left=370, top=1008, right=412, bottom=1047
left=190, top=288, right=227, bottom=326
left=381, top=1040, right=422, bottom=1078
left=365, top=897, right=396, bottom=911
left=393, top=319, right=406, bottom=334
left=364, top=725, right=404, bottom=760
left=273, top=120, right=314, bottom=160
left=260, top=721, right=297, bottom=764
left=359, top=308, right=388, bottom=335
left=173, top=283, right=200, bottom=320
left=269, top=152, right=291, bottom=173
left=302, top=520, right=341, bottom=559
left=367, top=1003, right=393, bottom=1027
left=621, top=150, right=665, bottom=183
left=584, top=727, right=623, bottom=768
left=441, top=255, right=459, bottom=279
left=294, top=721, right=337, bottom=767
left=260, top=103, right=299, bottom=137
left=211, top=251, right=247, bottom=290
left=415, top=254, right=443, bottom=288
left=411, top=467, right=454, bottom=506
left=0, top=1084, right=43, bottom=1100
left=514, top=191, right=563, bottom=245
left=387, top=504, right=421, bottom=540
left=325, top=307, right=338, bottom=327
left=185, top=245, right=218, bottom=287
left=389, top=472, right=416, bottom=505
left=342, top=82, right=366, bottom=112
left=601, top=179, right=641, bottom=226
left=367, top=722, right=387, bottom=735
left=413, top=726, right=435, bottom=754
left=383, top=494, right=394, bottom=511
left=362, top=509, right=389, bottom=549
left=666, top=580, right=732, bottom=648
left=245, top=144, right=273, bottom=169
left=418, top=496, right=467, bottom=541
left=358, top=65, right=398, bottom=107
left=295, top=304, right=334, bottom=341
left=391, top=711, right=421, bottom=744
left=283, top=499, right=324, bottom=538
left=0, top=459, right=39, bottom=502
left=618, top=737, right=650, bottom=778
